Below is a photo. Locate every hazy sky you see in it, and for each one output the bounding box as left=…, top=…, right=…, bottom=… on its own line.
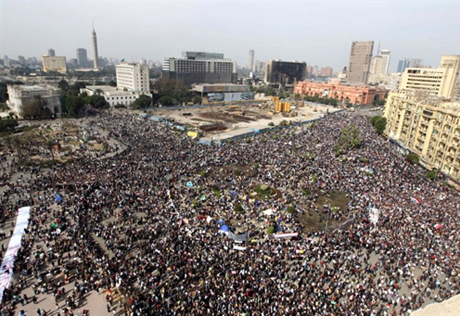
left=2, top=0, right=460, bottom=72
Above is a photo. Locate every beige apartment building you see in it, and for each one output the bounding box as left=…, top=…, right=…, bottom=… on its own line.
left=384, top=92, right=460, bottom=180
left=399, top=55, right=460, bottom=98
left=42, top=55, right=67, bottom=73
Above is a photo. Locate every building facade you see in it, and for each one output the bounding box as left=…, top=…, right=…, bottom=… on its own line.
left=7, top=85, right=61, bottom=117
left=162, top=52, right=237, bottom=86
left=320, top=67, right=333, bottom=77
left=384, top=92, right=460, bottom=181
left=116, top=63, right=150, bottom=92
left=294, top=81, right=386, bottom=105
left=347, top=41, right=374, bottom=84
left=399, top=55, right=460, bottom=98
left=264, top=60, right=307, bottom=84
left=77, top=48, right=88, bottom=68
left=249, top=50, right=254, bottom=72
left=42, top=55, right=67, bottom=73
left=370, top=50, right=391, bottom=75
left=80, top=85, right=150, bottom=108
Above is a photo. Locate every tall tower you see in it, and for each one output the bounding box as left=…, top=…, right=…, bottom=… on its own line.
left=249, top=50, right=254, bottom=72
left=92, top=22, right=99, bottom=69
left=347, top=41, right=374, bottom=84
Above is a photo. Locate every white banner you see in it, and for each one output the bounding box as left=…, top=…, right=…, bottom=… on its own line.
left=0, top=206, right=31, bottom=303
left=274, top=232, right=298, bottom=238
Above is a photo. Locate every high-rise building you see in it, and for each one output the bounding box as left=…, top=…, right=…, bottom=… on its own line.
left=92, top=23, right=99, bottom=69
left=397, top=59, right=407, bottom=73
left=18, top=56, right=26, bottom=65
left=370, top=50, right=391, bottom=75
left=162, top=52, right=237, bottom=86
left=320, top=66, right=333, bottom=77
left=76, top=48, right=88, bottom=68
left=249, top=50, right=254, bottom=72
left=48, top=49, right=55, bottom=57
left=116, top=62, right=150, bottom=92
left=264, top=60, right=307, bottom=84
left=42, top=55, right=67, bottom=73
left=399, top=55, right=460, bottom=98
left=347, top=41, right=374, bottom=84
left=398, top=58, right=423, bottom=73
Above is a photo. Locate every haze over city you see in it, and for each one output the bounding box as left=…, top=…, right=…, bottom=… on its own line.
left=2, top=0, right=460, bottom=71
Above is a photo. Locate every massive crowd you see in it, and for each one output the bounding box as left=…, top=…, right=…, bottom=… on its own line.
left=0, top=110, right=459, bottom=316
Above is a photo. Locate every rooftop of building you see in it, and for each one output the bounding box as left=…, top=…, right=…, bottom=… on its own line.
left=8, top=84, right=58, bottom=91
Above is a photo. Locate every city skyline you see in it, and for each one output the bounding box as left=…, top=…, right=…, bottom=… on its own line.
left=2, top=1, right=460, bottom=73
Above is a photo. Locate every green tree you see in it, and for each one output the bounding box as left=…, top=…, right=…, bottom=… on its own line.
left=374, top=118, right=387, bottom=135
left=90, top=95, right=109, bottom=109
left=157, top=96, right=175, bottom=106
left=193, top=96, right=202, bottom=105
left=426, top=170, right=437, bottom=180
left=406, top=153, right=419, bottom=164
left=65, top=95, right=85, bottom=117
left=337, top=123, right=361, bottom=151
left=58, top=79, right=69, bottom=94
left=108, top=80, right=117, bottom=87
left=131, top=94, right=152, bottom=109
left=0, top=82, right=9, bottom=103
left=0, top=119, right=18, bottom=132
left=69, top=82, right=89, bottom=96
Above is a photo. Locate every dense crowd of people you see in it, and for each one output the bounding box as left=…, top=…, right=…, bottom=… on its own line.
left=0, top=110, right=459, bottom=316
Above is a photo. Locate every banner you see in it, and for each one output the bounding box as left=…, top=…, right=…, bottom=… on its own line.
left=0, top=206, right=31, bottom=303
left=274, top=232, right=298, bottom=238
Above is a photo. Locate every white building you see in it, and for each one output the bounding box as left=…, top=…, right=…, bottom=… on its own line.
left=399, top=55, right=460, bottom=98
left=7, top=85, right=61, bottom=117
left=370, top=50, right=391, bottom=75
left=80, top=85, right=151, bottom=108
left=115, top=63, right=150, bottom=92
left=42, top=55, right=67, bottom=73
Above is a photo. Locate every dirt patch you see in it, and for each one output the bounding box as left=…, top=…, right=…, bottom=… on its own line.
left=199, top=123, right=228, bottom=132
left=316, top=190, right=350, bottom=211
left=297, top=190, right=351, bottom=233
left=198, top=112, right=255, bottom=124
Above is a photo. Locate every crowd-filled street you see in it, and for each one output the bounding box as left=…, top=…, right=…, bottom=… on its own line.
left=0, top=110, right=459, bottom=316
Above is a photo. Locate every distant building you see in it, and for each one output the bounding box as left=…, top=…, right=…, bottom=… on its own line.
left=397, top=58, right=423, bottom=73
left=116, top=62, right=150, bottom=92
left=249, top=50, right=254, bottom=72
left=347, top=41, right=374, bottom=84
left=264, top=60, right=307, bottom=85
left=294, top=81, right=386, bottom=105
left=370, top=49, right=391, bottom=75
left=7, top=84, right=61, bottom=117
left=18, top=56, right=26, bottom=65
left=77, top=48, right=88, bottom=68
left=162, top=51, right=237, bottom=86
left=42, top=55, right=67, bottom=73
left=48, top=49, right=55, bottom=57
left=320, top=66, right=333, bottom=77
left=80, top=85, right=150, bottom=108
left=399, top=55, right=460, bottom=98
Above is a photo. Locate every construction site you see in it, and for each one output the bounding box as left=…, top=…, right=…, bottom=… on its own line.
left=150, top=98, right=342, bottom=141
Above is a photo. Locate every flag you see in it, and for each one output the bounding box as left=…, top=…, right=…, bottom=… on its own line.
left=121, top=58, right=125, bottom=62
